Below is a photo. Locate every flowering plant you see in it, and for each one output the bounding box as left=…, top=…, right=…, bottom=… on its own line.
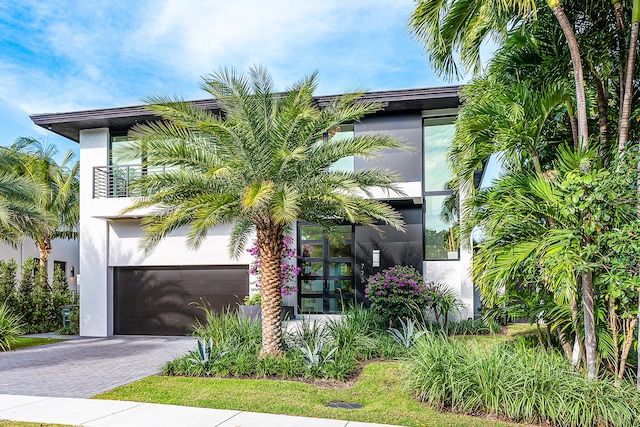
left=364, top=265, right=427, bottom=321
left=247, top=235, right=301, bottom=296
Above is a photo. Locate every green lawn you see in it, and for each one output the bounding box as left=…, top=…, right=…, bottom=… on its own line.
left=1, top=329, right=535, bottom=427
left=3, top=337, right=67, bottom=351
left=97, top=360, right=523, bottom=427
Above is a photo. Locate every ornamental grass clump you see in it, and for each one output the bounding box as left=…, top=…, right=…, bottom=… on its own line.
left=365, top=265, right=427, bottom=323
left=404, top=333, right=640, bottom=427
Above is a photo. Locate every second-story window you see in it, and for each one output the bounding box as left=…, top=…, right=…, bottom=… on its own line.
left=326, top=123, right=355, bottom=173
left=423, top=117, right=458, bottom=260
left=110, top=134, right=142, bottom=167
left=106, top=134, right=143, bottom=198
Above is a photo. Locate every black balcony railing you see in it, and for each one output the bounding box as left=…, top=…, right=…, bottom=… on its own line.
left=93, top=164, right=166, bottom=198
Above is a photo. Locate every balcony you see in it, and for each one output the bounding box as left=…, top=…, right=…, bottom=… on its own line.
left=93, top=164, right=166, bottom=198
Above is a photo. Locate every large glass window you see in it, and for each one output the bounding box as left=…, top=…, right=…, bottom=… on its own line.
left=107, top=135, right=142, bottom=197
left=424, top=117, right=458, bottom=260
left=298, top=224, right=354, bottom=314
left=424, top=195, right=458, bottom=260
left=424, top=118, right=455, bottom=191
left=327, top=123, right=355, bottom=173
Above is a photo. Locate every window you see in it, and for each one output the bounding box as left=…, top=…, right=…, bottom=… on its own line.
left=424, top=117, right=455, bottom=190
left=110, top=134, right=142, bottom=166
left=108, top=133, right=169, bottom=198
left=108, top=134, right=142, bottom=197
left=54, top=261, right=66, bottom=275
left=325, top=123, right=355, bottom=172
left=424, top=117, right=458, bottom=260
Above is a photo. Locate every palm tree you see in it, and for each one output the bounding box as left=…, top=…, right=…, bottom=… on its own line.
left=0, top=146, right=48, bottom=244
left=123, top=66, right=406, bottom=357
left=408, top=0, right=587, bottom=148
left=9, top=138, right=79, bottom=269
left=408, top=0, right=612, bottom=379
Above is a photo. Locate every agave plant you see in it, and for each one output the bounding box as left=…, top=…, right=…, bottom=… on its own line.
left=299, top=338, right=337, bottom=369
left=387, top=317, right=426, bottom=349
left=188, top=337, right=227, bottom=369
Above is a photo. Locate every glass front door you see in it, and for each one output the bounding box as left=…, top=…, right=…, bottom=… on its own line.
left=298, top=224, right=354, bottom=313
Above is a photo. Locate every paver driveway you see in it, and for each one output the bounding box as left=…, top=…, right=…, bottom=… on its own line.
left=0, top=336, right=195, bottom=398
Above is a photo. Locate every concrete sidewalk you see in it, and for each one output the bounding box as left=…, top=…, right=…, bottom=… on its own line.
left=0, top=394, right=405, bottom=427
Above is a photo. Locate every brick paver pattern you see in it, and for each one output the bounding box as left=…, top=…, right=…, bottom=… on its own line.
left=0, top=336, right=195, bottom=398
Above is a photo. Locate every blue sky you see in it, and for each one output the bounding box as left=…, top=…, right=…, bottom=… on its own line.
left=0, top=0, right=462, bottom=160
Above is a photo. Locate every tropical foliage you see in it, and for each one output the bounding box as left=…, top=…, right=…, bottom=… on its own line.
left=0, top=146, right=48, bottom=243
left=409, top=0, right=640, bottom=383
left=404, top=333, right=640, bottom=427
left=0, top=301, right=23, bottom=351
left=165, top=305, right=403, bottom=380
left=1, top=258, right=75, bottom=334
left=7, top=138, right=79, bottom=268
left=365, top=265, right=429, bottom=322
left=123, top=66, right=406, bottom=356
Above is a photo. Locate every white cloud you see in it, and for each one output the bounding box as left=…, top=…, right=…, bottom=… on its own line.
left=0, top=0, right=447, bottom=145
left=129, top=0, right=416, bottom=90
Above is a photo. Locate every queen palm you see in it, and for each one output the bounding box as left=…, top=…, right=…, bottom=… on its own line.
left=9, top=138, right=79, bottom=269
left=123, top=66, right=406, bottom=357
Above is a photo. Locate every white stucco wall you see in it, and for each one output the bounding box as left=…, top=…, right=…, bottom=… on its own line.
left=424, top=248, right=475, bottom=320
left=108, top=219, right=252, bottom=267
left=79, top=128, right=111, bottom=337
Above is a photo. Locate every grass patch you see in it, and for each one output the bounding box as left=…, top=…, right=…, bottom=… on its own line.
left=455, top=323, right=536, bottom=350
left=97, top=361, right=521, bottom=427
left=3, top=336, right=67, bottom=351
left=405, top=333, right=640, bottom=426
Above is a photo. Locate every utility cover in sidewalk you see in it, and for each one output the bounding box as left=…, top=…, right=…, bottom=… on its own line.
left=325, top=402, right=363, bottom=409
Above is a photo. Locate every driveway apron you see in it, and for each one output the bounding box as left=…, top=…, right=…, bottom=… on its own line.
left=0, top=336, right=195, bottom=398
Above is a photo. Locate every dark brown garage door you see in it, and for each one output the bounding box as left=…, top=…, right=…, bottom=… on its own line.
left=114, top=265, right=248, bottom=335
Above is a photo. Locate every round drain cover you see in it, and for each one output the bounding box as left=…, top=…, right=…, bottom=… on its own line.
left=325, top=402, right=363, bottom=409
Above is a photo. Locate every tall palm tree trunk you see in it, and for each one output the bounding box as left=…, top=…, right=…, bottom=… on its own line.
left=257, top=224, right=285, bottom=357
left=581, top=268, right=597, bottom=378
left=37, top=237, right=52, bottom=270
left=619, top=0, right=640, bottom=152
left=549, top=1, right=597, bottom=379
left=584, top=58, right=607, bottom=157
left=549, top=2, right=588, bottom=152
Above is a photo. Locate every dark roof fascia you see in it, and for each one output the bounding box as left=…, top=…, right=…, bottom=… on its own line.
left=30, top=86, right=461, bottom=143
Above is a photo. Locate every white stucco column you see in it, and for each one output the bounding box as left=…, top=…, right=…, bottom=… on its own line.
left=79, top=128, right=112, bottom=336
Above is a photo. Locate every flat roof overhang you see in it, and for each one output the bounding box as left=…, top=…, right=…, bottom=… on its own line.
left=30, top=86, right=461, bottom=143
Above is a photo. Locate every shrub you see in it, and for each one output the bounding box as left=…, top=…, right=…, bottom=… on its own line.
left=10, top=259, right=75, bottom=334
left=404, top=333, right=640, bottom=426
left=0, top=260, right=17, bottom=304
left=325, top=311, right=378, bottom=359
left=0, top=302, right=23, bottom=351
left=365, top=265, right=427, bottom=323
left=424, top=282, right=463, bottom=327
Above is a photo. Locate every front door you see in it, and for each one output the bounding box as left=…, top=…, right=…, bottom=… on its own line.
left=298, top=224, right=354, bottom=313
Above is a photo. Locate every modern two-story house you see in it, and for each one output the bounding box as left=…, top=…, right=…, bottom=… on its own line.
left=31, top=85, right=480, bottom=337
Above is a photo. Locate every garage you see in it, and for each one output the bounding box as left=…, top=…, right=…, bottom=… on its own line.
left=114, top=265, right=248, bottom=335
